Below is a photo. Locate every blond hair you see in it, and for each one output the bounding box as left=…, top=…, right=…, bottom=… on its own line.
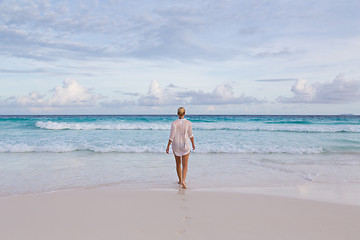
left=177, top=107, right=185, bottom=116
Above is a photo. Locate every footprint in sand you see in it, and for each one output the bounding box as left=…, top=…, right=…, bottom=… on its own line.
left=177, top=228, right=186, bottom=237
left=179, top=205, right=188, bottom=210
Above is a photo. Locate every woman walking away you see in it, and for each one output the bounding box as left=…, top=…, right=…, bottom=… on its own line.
left=166, top=107, right=195, bottom=189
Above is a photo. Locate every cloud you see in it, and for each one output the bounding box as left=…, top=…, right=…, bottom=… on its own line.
left=99, top=99, right=136, bottom=108
left=255, top=78, right=298, bottom=82
left=1, top=79, right=100, bottom=108
left=166, top=83, right=179, bottom=88
left=254, top=48, right=292, bottom=58
left=138, top=80, right=163, bottom=106
left=0, top=1, right=121, bottom=62
left=184, top=85, right=265, bottom=105
left=0, top=1, right=248, bottom=62
left=0, top=25, right=113, bottom=61
left=48, top=79, right=99, bottom=107
left=207, top=106, right=215, bottom=111
left=138, top=80, right=185, bottom=106
left=2, top=0, right=359, bottom=64
left=4, top=92, right=46, bottom=107
left=138, top=80, right=265, bottom=106
left=238, top=27, right=263, bottom=36
left=114, top=91, right=140, bottom=96
left=0, top=68, right=49, bottom=74
left=1, top=79, right=264, bottom=112
left=277, top=74, right=360, bottom=104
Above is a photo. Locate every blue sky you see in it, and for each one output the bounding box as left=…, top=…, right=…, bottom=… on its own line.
left=0, top=0, right=360, bottom=114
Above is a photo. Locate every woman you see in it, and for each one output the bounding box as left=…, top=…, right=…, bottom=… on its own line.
left=166, top=107, right=195, bottom=189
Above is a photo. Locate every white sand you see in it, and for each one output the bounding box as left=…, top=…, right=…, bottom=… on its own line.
left=1, top=186, right=360, bottom=240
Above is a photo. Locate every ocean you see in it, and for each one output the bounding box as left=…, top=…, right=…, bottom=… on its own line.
left=1, top=115, right=360, bottom=197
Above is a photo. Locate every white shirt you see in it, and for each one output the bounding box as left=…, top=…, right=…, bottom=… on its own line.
left=169, top=118, right=193, bottom=156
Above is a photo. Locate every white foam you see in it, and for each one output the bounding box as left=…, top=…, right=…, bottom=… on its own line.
left=303, top=172, right=320, bottom=182
left=0, top=142, right=324, bottom=154
left=35, top=121, right=360, bottom=133
left=35, top=121, right=169, bottom=130
left=0, top=143, right=77, bottom=153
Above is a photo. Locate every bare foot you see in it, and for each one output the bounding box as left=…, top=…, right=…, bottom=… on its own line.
left=181, top=182, right=187, bottom=189
left=178, top=181, right=181, bottom=184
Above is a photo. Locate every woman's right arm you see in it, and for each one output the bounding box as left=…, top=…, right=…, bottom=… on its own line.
left=190, top=137, right=195, bottom=150
left=188, top=121, right=195, bottom=150
left=167, top=122, right=175, bottom=154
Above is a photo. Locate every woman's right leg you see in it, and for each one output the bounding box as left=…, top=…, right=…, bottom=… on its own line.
left=174, top=155, right=182, bottom=184
left=181, top=153, right=190, bottom=189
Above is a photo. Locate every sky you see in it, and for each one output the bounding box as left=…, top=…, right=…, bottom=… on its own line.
left=0, top=0, right=360, bottom=115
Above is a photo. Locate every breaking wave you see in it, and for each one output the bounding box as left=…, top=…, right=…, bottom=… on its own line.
left=35, top=121, right=360, bottom=133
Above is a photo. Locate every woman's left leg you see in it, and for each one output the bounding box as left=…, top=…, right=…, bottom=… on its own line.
left=174, top=155, right=182, bottom=184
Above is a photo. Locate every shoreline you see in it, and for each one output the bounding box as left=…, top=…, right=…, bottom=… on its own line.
left=190, top=182, right=360, bottom=207
left=1, top=185, right=360, bottom=240
left=2, top=182, right=360, bottom=206
left=2, top=151, right=360, bottom=199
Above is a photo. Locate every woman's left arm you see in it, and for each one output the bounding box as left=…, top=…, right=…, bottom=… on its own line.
left=166, top=139, right=172, bottom=154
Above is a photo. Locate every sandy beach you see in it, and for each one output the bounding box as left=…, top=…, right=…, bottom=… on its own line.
left=1, top=185, right=360, bottom=240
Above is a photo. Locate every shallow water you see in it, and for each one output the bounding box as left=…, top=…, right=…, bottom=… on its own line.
left=1, top=151, right=360, bottom=197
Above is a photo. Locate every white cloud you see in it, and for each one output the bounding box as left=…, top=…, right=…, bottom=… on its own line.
left=1, top=79, right=99, bottom=109
left=207, top=106, right=215, bottom=111
left=255, top=78, right=298, bottom=82
left=138, top=80, right=264, bottom=106
left=138, top=80, right=164, bottom=106
left=277, top=74, right=360, bottom=104
left=2, top=79, right=263, bottom=112
left=6, top=91, right=45, bottom=107
left=0, top=0, right=359, bottom=65
left=138, top=80, right=186, bottom=106
left=0, top=1, right=306, bottom=62
left=184, top=84, right=264, bottom=105
left=99, top=99, right=136, bottom=108
left=48, top=79, right=99, bottom=106
left=291, top=78, right=316, bottom=102
left=253, top=48, right=292, bottom=58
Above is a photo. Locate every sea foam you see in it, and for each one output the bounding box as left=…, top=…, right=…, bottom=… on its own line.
left=0, top=142, right=323, bottom=154
left=35, top=121, right=169, bottom=130
left=35, top=121, right=360, bottom=133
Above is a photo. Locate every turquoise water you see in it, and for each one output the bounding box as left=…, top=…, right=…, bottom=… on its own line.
left=0, top=115, right=360, bottom=196
left=1, top=115, right=360, bottom=153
